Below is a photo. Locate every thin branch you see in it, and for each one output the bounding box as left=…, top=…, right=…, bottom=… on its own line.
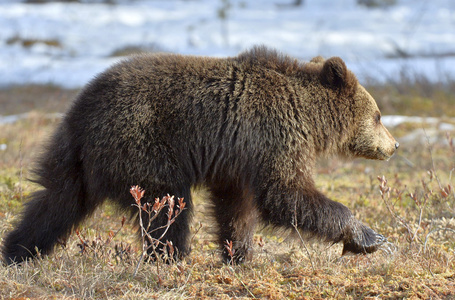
left=423, top=128, right=443, bottom=190
left=292, top=202, right=315, bottom=272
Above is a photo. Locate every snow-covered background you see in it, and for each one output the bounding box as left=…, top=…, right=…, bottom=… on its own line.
left=1, top=0, right=455, bottom=88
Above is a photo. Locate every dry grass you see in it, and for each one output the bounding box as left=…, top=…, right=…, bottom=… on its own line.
left=0, top=85, right=78, bottom=116
left=0, top=85, right=454, bottom=299
left=367, top=75, right=455, bottom=117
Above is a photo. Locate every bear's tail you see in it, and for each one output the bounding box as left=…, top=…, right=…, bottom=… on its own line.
left=2, top=123, right=96, bottom=265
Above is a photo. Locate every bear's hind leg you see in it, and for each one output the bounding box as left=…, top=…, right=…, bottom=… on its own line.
left=210, top=185, right=258, bottom=264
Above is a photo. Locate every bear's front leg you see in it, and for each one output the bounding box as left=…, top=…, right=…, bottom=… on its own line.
left=257, top=180, right=386, bottom=255
left=341, top=221, right=387, bottom=255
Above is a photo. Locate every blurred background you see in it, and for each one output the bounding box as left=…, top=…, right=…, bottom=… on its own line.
left=1, top=0, right=455, bottom=89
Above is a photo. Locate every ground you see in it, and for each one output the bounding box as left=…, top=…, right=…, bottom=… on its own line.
left=0, top=84, right=454, bottom=299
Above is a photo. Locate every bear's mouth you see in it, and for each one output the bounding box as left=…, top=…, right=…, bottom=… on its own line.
left=377, top=147, right=393, bottom=161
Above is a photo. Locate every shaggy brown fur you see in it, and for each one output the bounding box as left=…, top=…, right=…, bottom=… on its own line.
left=2, top=46, right=398, bottom=264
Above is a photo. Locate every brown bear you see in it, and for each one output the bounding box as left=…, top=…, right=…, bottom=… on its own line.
left=2, top=46, right=399, bottom=265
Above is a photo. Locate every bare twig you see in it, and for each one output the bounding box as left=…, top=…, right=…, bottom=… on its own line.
left=424, top=128, right=443, bottom=190
left=424, top=227, right=455, bottom=254
left=378, top=176, right=414, bottom=241
left=292, top=202, right=315, bottom=272
left=19, top=139, right=23, bottom=201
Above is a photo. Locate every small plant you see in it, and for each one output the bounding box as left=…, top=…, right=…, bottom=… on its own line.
left=378, top=175, right=429, bottom=245
left=75, top=216, right=133, bottom=264
left=378, top=132, right=455, bottom=250
left=130, top=185, right=186, bottom=277
left=224, top=240, right=235, bottom=266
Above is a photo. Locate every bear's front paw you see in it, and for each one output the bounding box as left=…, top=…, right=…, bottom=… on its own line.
left=342, top=223, right=386, bottom=255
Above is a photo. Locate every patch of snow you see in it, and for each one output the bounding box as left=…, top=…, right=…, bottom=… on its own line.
left=0, top=113, right=63, bottom=125
left=439, top=123, right=455, bottom=131
left=0, top=113, right=30, bottom=125
left=0, top=0, right=454, bottom=88
left=382, top=115, right=455, bottom=128
left=381, top=115, right=455, bottom=145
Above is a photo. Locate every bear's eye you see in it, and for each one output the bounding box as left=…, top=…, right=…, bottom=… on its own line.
left=374, top=112, right=381, bottom=124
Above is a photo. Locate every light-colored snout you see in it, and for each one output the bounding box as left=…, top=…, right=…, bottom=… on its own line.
left=377, top=124, right=399, bottom=160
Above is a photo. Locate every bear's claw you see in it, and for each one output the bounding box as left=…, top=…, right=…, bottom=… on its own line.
left=342, top=224, right=387, bottom=255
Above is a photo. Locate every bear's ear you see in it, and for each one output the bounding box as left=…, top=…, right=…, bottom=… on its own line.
left=320, top=57, right=348, bottom=89
left=310, top=56, right=325, bottom=64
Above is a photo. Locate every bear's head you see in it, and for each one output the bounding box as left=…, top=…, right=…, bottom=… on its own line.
left=316, top=56, right=399, bottom=161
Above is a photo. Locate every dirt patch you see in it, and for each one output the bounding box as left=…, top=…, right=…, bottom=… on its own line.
left=0, top=85, right=79, bottom=116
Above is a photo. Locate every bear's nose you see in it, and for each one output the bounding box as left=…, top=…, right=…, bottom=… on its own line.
left=395, top=142, right=400, bottom=149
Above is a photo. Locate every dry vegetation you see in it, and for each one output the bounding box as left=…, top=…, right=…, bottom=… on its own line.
left=0, top=84, right=454, bottom=299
